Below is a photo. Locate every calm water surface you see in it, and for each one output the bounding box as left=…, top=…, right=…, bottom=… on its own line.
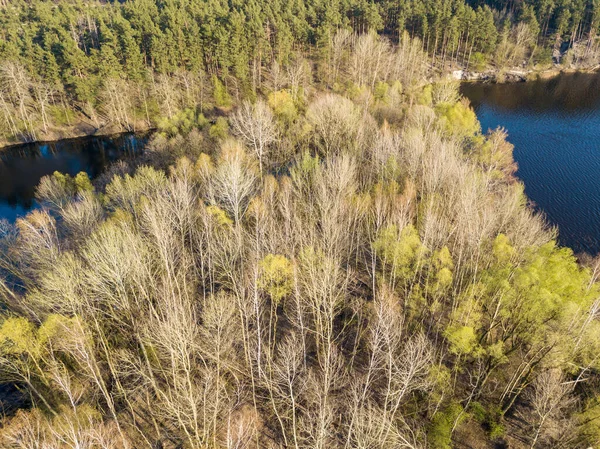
left=0, top=133, right=148, bottom=222
left=461, top=72, right=600, bottom=255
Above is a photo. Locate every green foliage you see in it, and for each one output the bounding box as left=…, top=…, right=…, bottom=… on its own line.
left=470, top=402, right=505, bottom=439
left=2, top=4, right=600, bottom=445
left=533, top=46, right=553, bottom=66
left=428, top=402, right=465, bottom=449
left=470, top=401, right=487, bottom=423
left=158, top=109, right=209, bottom=137
left=430, top=246, right=454, bottom=293
left=0, top=314, right=84, bottom=362
left=48, top=105, right=76, bottom=127
left=374, top=81, right=390, bottom=104
left=74, top=172, right=94, bottom=193
left=209, top=117, right=229, bottom=140
left=492, top=234, right=515, bottom=263
left=258, top=254, right=294, bottom=303
left=36, top=171, right=94, bottom=210
left=511, top=242, right=594, bottom=324
left=206, top=205, right=233, bottom=228
left=445, top=324, right=478, bottom=355
left=577, top=397, right=600, bottom=446
left=373, top=224, right=428, bottom=288
left=436, top=100, right=481, bottom=138
left=268, top=90, right=298, bottom=124
left=489, top=421, right=506, bottom=440
left=428, top=364, right=452, bottom=404
left=37, top=314, right=84, bottom=348
left=213, top=76, right=233, bottom=109
left=470, top=52, right=487, bottom=71
left=0, top=317, right=37, bottom=356
left=0, top=0, right=593, bottom=145
left=416, top=85, right=433, bottom=106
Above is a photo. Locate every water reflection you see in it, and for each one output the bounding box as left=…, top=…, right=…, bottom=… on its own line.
left=0, top=133, right=148, bottom=222
left=463, top=72, right=600, bottom=113
left=461, top=72, right=600, bottom=255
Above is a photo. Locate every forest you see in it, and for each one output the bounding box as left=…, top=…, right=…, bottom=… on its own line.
left=1, top=0, right=600, bottom=448
left=0, top=0, right=599, bottom=144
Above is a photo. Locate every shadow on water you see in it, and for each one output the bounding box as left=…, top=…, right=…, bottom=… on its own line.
left=461, top=72, right=600, bottom=255
left=462, top=72, right=600, bottom=113
left=0, top=132, right=150, bottom=223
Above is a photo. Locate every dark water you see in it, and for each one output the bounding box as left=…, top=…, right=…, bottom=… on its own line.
left=461, top=72, right=600, bottom=255
left=0, top=133, right=148, bottom=222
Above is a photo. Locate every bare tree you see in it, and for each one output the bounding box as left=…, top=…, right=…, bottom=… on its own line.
left=31, top=80, right=55, bottom=134
left=153, top=73, right=181, bottom=118
left=524, top=369, right=575, bottom=448
left=231, top=100, right=278, bottom=172
left=208, top=141, right=259, bottom=224
left=432, top=80, right=460, bottom=106
left=349, top=33, right=392, bottom=89
left=0, top=61, right=37, bottom=141
left=100, top=77, right=135, bottom=131
left=306, top=94, right=363, bottom=156
left=60, top=191, right=104, bottom=242
left=329, top=29, right=352, bottom=86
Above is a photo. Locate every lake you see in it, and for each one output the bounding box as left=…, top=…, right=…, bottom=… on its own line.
left=0, top=133, right=149, bottom=223
left=461, top=72, right=600, bottom=255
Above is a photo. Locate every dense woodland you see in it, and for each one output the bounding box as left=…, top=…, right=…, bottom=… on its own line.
left=0, top=0, right=600, bottom=144
left=2, top=1, right=600, bottom=449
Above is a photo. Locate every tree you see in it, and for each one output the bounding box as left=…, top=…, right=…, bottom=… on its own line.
left=231, top=100, right=278, bottom=172
left=306, top=94, right=363, bottom=156
left=208, top=142, right=258, bottom=224
left=100, top=77, right=136, bottom=131
left=524, top=369, right=575, bottom=448
left=0, top=61, right=37, bottom=141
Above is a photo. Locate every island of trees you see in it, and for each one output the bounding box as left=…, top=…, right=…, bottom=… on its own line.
left=1, top=1, right=600, bottom=448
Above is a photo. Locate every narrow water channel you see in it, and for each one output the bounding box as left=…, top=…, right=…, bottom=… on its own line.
left=0, top=133, right=149, bottom=223
left=461, top=72, right=600, bottom=255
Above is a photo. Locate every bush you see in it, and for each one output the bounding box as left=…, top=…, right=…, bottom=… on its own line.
left=469, top=402, right=505, bottom=440
left=374, top=81, right=390, bottom=104
left=48, top=105, right=76, bottom=127
left=268, top=90, right=298, bottom=124
left=533, top=46, right=553, bottom=66
left=428, top=402, right=464, bottom=449
left=209, top=117, right=229, bottom=140
left=213, top=76, right=233, bottom=108
left=157, top=108, right=209, bottom=137
left=436, top=99, right=481, bottom=138
left=416, top=84, right=433, bottom=106
left=470, top=52, right=487, bottom=71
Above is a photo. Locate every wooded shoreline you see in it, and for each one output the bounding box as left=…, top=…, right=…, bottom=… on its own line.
left=0, top=125, right=155, bottom=151
left=2, top=66, right=599, bottom=151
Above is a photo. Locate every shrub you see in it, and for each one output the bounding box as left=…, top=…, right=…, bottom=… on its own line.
left=268, top=90, right=298, bottom=124
left=157, top=108, right=208, bottom=137
left=428, top=402, right=465, bottom=449
left=209, top=117, right=229, bottom=140
left=470, top=52, right=487, bottom=71
left=213, top=76, right=233, bottom=108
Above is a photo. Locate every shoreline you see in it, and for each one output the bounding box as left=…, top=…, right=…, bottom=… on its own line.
left=453, top=65, right=600, bottom=83
left=2, top=66, right=598, bottom=150
left=0, top=122, right=155, bottom=151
